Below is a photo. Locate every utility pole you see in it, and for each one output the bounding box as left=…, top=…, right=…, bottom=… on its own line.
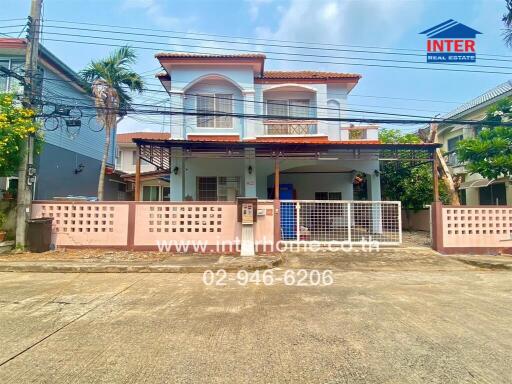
left=16, top=0, right=42, bottom=247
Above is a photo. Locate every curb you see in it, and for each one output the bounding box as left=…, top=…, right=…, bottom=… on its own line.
left=0, top=256, right=283, bottom=273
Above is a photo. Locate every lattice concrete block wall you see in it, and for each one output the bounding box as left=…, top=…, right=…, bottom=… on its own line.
left=442, top=206, right=512, bottom=248
left=133, top=203, right=238, bottom=246
left=31, top=203, right=130, bottom=246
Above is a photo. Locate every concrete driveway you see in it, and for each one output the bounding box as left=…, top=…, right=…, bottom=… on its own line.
left=0, top=251, right=511, bottom=383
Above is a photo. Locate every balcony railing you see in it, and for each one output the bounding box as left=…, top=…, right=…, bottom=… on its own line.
left=263, top=120, right=318, bottom=135
left=444, top=151, right=462, bottom=167
left=340, top=125, right=379, bottom=141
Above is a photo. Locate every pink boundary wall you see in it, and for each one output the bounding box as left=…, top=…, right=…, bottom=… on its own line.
left=31, top=200, right=275, bottom=253
left=432, top=202, right=512, bottom=254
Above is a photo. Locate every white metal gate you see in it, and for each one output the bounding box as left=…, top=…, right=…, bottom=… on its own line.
left=280, top=200, right=402, bottom=245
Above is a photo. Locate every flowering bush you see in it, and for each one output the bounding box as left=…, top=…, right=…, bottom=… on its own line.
left=0, top=93, right=40, bottom=176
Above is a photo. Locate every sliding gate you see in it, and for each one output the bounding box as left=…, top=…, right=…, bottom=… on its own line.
left=280, top=200, right=402, bottom=245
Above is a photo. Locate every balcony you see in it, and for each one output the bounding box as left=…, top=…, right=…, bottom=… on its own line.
left=263, top=120, right=318, bottom=135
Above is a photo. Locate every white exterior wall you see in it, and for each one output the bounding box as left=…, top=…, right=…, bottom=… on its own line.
left=164, top=65, right=356, bottom=140
left=171, top=151, right=380, bottom=201
left=116, top=144, right=157, bottom=174
left=327, top=84, right=349, bottom=140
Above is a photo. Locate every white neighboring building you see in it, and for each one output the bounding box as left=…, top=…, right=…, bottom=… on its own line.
left=116, top=132, right=170, bottom=201
left=437, top=80, right=512, bottom=206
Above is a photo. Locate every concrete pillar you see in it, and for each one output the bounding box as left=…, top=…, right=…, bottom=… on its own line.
left=170, top=147, right=184, bottom=201
left=243, top=91, right=256, bottom=138
left=367, top=171, right=382, bottom=234
left=506, top=182, right=512, bottom=205
left=367, top=172, right=381, bottom=201
left=466, top=188, right=479, bottom=205
left=316, top=85, right=329, bottom=137
left=244, top=148, right=256, bottom=197
left=170, top=92, right=184, bottom=139
left=462, top=124, right=474, bottom=139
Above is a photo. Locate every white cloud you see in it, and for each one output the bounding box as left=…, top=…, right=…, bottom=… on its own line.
left=122, top=0, right=194, bottom=28
left=255, top=0, right=425, bottom=68
left=247, top=0, right=274, bottom=21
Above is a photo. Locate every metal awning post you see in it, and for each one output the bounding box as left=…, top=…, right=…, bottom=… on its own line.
left=432, top=148, right=439, bottom=202
left=134, top=145, right=141, bottom=201
left=274, top=154, right=281, bottom=246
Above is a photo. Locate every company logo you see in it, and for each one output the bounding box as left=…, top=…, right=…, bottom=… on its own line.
left=420, top=19, right=481, bottom=63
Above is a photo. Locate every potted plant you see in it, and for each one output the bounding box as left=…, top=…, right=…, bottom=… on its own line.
left=0, top=212, right=6, bottom=242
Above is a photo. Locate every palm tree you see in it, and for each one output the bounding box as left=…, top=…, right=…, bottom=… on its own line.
left=504, top=0, right=512, bottom=47
left=79, top=46, right=143, bottom=200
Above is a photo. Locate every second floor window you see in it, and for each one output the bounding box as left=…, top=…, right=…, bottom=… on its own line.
left=197, top=94, right=233, bottom=128
left=447, top=135, right=463, bottom=152
left=267, top=99, right=310, bottom=119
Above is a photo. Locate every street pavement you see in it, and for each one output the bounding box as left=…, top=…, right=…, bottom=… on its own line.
left=0, top=250, right=511, bottom=383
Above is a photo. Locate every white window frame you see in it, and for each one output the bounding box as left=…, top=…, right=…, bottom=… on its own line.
left=196, top=93, right=233, bottom=128
left=266, top=99, right=310, bottom=118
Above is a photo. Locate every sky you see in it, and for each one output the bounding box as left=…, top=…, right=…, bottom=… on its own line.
left=2, top=0, right=511, bottom=134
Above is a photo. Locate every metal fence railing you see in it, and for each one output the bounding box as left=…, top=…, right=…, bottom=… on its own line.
left=280, top=200, right=402, bottom=245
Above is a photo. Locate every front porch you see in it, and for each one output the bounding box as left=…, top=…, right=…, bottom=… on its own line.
left=133, top=139, right=387, bottom=203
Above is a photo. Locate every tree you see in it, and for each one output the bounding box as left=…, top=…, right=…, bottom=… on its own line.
left=79, top=46, right=143, bottom=200
left=503, top=0, right=512, bottom=47
left=457, top=97, right=512, bottom=180
left=379, top=128, right=449, bottom=210
left=0, top=93, right=39, bottom=176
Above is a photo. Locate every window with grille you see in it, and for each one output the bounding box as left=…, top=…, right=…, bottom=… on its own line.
left=197, top=177, right=217, bottom=201
left=197, top=176, right=240, bottom=201
left=196, top=94, right=233, bottom=128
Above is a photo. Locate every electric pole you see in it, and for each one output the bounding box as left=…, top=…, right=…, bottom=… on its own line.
left=16, top=0, right=42, bottom=247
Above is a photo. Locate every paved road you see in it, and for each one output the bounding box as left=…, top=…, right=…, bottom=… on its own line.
left=0, top=253, right=511, bottom=383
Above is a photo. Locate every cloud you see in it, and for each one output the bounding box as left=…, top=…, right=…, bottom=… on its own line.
left=122, top=0, right=194, bottom=28
left=254, top=0, right=425, bottom=68
left=247, top=0, right=274, bottom=21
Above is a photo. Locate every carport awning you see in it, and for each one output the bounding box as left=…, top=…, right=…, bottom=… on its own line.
left=131, top=138, right=440, bottom=171
left=459, top=178, right=508, bottom=189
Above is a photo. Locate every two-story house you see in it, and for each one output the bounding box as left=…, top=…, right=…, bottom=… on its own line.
left=116, top=132, right=170, bottom=201
left=139, top=53, right=381, bottom=204
left=437, top=80, right=512, bottom=206
left=0, top=38, right=120, bottom=200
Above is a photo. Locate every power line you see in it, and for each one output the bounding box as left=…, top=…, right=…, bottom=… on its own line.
left=40, top=73, right=462, bottom=106
left=33, top=29, right=512, bottom=73
left=39, top=77, right=439, bottom=119
left=34, top=98, right=508, bottom=127
left=39, top=23, right=512, bottom=64
left=42, top=18, right=512, bottom=60
left=36, top=37, right=512, bottom=75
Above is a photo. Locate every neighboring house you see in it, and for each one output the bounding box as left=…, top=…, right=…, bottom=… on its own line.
left=0, top=38, right=121, bottom=200
left=437, top=80, right=512, bottom=205
left=116, top=132, right=170, bottom=201
left=136, top=53, right=382, bottom=203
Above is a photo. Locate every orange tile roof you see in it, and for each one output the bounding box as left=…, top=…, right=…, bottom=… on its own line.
left=187, top=134, right=241, bottom=142
left=260, top=71, right=361, bottom=80
left=249, top=136, right=329, bottom=143
left=117, top=132, right=170, bottom=144
left=245, top=138, right=380, bottom=144
left=155, top=52, right=266, bottom=59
